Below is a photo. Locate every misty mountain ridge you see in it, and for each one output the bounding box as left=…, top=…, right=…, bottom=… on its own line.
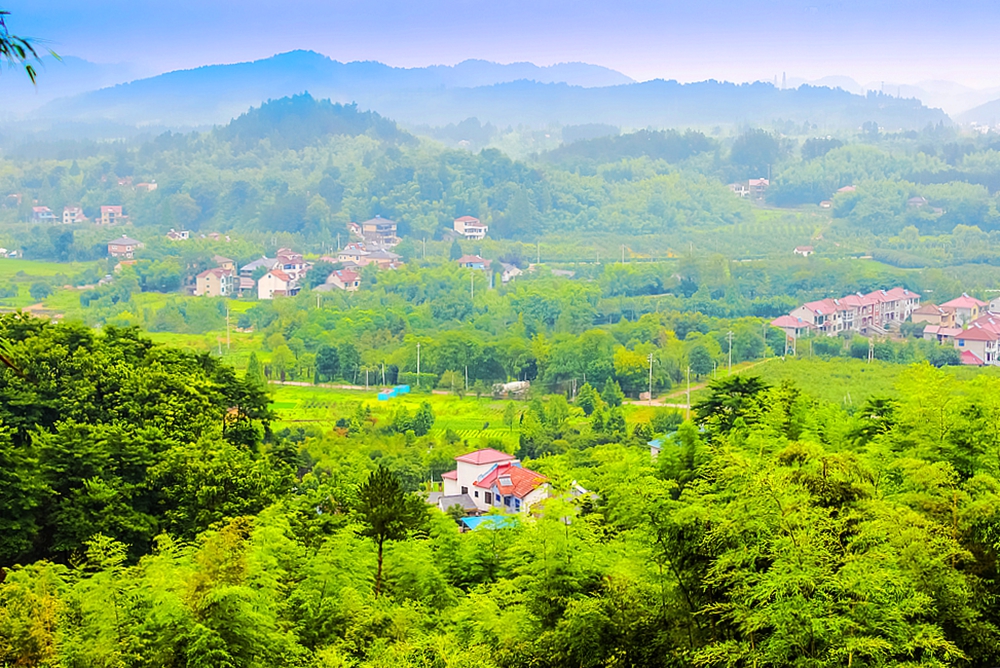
left=0, top=55, right=147, bottom=117
left=15, top=50, right=947, bottom=135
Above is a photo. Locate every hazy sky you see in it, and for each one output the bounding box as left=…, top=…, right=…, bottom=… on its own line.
left=8, top=0, right=1000, bottom=87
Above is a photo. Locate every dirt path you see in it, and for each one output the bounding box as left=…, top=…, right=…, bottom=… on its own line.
left=627, top=356, right=777, bottom=408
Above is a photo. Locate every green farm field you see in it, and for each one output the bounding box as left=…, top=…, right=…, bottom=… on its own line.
left=268, top=384, right=533, bottom=447
left=751, top=357, right=998, bottom=406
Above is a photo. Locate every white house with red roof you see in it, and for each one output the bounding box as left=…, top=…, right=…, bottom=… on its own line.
left=440, top=448, right=549, bottom=514
left=326, top=268, right=360, bottom=291
left=955, top=324, right=998, bottom=366
left=258, top=268, right=299, bottom=300
left=940, top=293, right=988, bottom=326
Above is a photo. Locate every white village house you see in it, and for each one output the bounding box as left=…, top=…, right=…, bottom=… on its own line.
left=436, top=448, right=549, bottom=515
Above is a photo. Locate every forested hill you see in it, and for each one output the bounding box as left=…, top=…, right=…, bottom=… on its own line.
left=217, top=95, right=413, bottom=151
left=31, top=50, right=948, bottom=131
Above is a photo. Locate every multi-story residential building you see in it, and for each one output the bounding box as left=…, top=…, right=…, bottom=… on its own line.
left=437, top=448, right=549, bottom=515
left=454, top=215, right=488, bottom=240
left=32, top=206, right=56, bottom=222
left=62, top=207, right=87, bottom=224
left=361, top=215, right=399, bottom=246
left=940, top=293, right=988, bottom=326
left=955, top=323, right=999, bottom=366
left=336, top=242, right=401, bottom=269
left=276, top=248, right=306, bottom=280
left=787, top=287, right=920, bottom=337
left=99, top=205, right=125, bottom=225
left=212, top=255, right=236, bottom=272
left=769, top=315, right=816, bottom=340
left=239, top=256, right=280, bottom=278
left=748, top=178, right=769, bottom=200
left=107, top=235, right=143, bottom=259
left=194, top=267, right=235, bottom=297
left=911, top=303, right=957, bottom=328
left=257, top=269, right=299, bottom=300
left=456, top=254, right=488, bottom=270
left=326, top=268, right=360, bottom=291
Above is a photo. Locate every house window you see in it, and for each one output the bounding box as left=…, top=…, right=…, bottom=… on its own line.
left=484, top=492, right=492, bottom=504
left=474, top=491, right=479, bottom=498
left=515, top=499, right=521, bottom=511
left=461, top=486, right=468, bottom=495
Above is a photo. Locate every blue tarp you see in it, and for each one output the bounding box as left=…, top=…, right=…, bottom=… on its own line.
left=460, top=515, right=519, bottom=531
left=394, top=385, right=410, bottom=394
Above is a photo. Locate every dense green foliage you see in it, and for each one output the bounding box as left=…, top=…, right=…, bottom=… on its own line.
left=3, top=319, right=1000, bottom=667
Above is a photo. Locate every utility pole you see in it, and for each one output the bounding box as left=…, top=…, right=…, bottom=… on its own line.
left=536, top=241, right=540, bottom=264
left=316, top=293, right=320, bottom=309
left=226, top=307, right=230, bottom=352
left=365, top=367, right=369, bottom=390
left=416, top=342, right=421, bottom=386
left=648, top=353, right=653, bottom=406
left=621, top=244, right=625, bottom=264
left=727, top=330, right=734, bottom=374
left=868, top=337, right=874, bottom=364
left=465, top=365, right=469, bottom=392
left=762, top=322, right=767, bottom=358
left=382, top=361, right=386, bottom=385
left=686, top=367, right=691, bottom=421
left=337, top=233, right=340, bottom=251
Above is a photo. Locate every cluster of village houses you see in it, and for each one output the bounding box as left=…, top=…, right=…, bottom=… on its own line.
left=101, top=215, right=516, bottom=301
left=771, top=287, right=1000, bottom=366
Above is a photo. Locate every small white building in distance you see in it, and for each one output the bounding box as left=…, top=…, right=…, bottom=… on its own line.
left=793, top=246, right=814, bottom=257
left=439, top=448, right=549, bottom=514
left=454, top=215, right=488, bottom=240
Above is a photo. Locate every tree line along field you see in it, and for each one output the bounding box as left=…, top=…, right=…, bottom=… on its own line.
left=270, top=384, right=564, bottom=447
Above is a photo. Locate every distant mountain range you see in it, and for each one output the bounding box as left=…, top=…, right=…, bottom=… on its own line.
left=0, top=56, right=147, bottom=117
left=785, top=76, right=1000, bottom=116
left=0, top=51, right=954, bottom=134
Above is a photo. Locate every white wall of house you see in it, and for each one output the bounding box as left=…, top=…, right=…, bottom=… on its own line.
left=957, top=337, right=998, bottom=364
left=258, top=272, right=288, bottom=300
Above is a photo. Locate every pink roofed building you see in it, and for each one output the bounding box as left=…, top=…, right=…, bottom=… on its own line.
left=787, top=287, right=920, bottom=338
left=770, top=315, right=815, bottom=340
left=439, top=448, right=549, bottom=514
left=955, top=324, right=999, bottom=365
left=940, top=293, right=988, bottom=326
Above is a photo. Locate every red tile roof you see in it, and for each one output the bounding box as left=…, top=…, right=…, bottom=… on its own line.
left=958, top=326, right=999, bottom=342
left=456, top=254, right=487, bottom=265
left=961, top=350, right=985, bottom=366
left=333, top=269, right=359, bottom=283
left=454, top=215, right=482, bottom=224
left=269, top=269, right=291, bottom=282
left=942, top=293, right=988, bottom=310
left=455, top=448, right=516, bottom=465
left=441, top=470, right=458, bottom=480
left=473, top=462, right=547, bottom=499
left=801, top=298, right=837, bottom=315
